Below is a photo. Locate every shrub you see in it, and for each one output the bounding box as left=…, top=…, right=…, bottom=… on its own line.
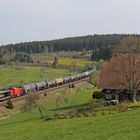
left=6, top=99, right=14, bottom=109
left=92, top=91, right=104, bottom=99
left=91, top=112, right=97, bottom=116
left=83, top=112, right=93, bottom=117
left=68, top=84, right=71, bottom=88
left=128, top=102, right=140, bottom=109
left=71, top=83, right=75, bottom=88
left=88, top=99, right=105, bottom=109
left=68, top=83, right=75, bottom=88
left=117, top=103, right=129, bottom=112
left=101, top=111, right=106, bottom=115
left=77, top=105, right=91, bottom=113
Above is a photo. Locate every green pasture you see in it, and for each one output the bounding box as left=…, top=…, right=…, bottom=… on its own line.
left=0, top=86, right=140, bottom=140
left=32, top=53, right=93, bottom=67
left=0, top=66, right=74, bottom=89
left=48, top=58, right=93, bottom=67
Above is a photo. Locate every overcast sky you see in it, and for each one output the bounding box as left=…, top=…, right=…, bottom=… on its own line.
left=0, top=0, right=140, bottom=45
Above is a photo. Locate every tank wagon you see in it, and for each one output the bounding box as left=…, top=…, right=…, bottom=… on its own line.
left=71, top=75, right=77, bottom=81
left=76, top=74, right=82, bottom=80
left=55, top=78, right=64, bottom=85
left=35, top=81, right=47, bottom=90
left=63, top=76, right=71, bottom=83
left=47, top=80, right=56, bottom=88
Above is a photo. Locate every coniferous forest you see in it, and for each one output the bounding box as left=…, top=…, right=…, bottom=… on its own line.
left=0, top=34, right=140, bottom=62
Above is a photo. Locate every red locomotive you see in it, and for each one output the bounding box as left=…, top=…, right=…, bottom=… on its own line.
left=9, top=87, right=24, bottom=97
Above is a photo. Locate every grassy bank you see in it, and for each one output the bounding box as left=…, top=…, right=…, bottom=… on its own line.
left=0, top=84, right=140, bottom=140
left=1, top=109, right=139, bottom=140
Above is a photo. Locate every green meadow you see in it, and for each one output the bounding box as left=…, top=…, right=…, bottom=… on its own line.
left=47, top=58, right=93, bottom=67
left=0, top=66, right=74, bottom=89
left=32, top=52, right=93, bottom=67
left=0, top=86, right=140, bottom=140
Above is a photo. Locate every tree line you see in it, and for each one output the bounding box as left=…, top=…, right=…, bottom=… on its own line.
left=0, top=34, right=140, bottom=61
left=0, top=52, right=33, bottom=65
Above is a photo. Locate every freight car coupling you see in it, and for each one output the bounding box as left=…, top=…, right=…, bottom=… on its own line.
left=0, top=70, right=93, bottom=104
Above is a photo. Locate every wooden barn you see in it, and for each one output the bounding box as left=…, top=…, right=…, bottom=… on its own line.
left=98, top=55, right=140, bottom=102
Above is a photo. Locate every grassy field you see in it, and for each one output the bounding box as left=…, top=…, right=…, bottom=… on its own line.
left=0, top=66, right=74, bottom=89
left=32, top=52, right=93, bottom=67
left=47, top=58, right=93, bottom=67
left=0, top=85, right=140, bottom=140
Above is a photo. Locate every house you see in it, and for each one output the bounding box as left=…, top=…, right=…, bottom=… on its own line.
left=98, top=55, right=140, bottom=101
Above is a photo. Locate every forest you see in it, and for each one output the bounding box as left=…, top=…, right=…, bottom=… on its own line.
left=0, top=34, right=140, bottom=62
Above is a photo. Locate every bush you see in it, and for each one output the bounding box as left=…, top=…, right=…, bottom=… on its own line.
left=6, top=100, right=14, bottom=109
left=88, top=99, right=105, bottom=109
left=117, top=103, right=129, bottom=112
left=128, top=102, right=140, bottom=109
left=68, top=83, right=75, bottom=88
left=71, top=83, right=75, bottom=88
left=92, top=91, right=104, bottom=99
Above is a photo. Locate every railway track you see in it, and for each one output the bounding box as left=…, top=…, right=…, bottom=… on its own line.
left=0, top=77, right=89, bottom=107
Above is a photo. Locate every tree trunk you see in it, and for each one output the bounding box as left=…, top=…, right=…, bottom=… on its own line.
left=56, top=100, right=59, bottom=111
left=132, top=90, right=137, bottom=103
left=38, top=106, right=44, bottom=118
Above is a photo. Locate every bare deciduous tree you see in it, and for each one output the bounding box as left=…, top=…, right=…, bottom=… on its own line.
left=40, top=65, right=46, bottom=81
left=114, top=55, right=140, bottom=102
left=55, top=91, right=68, bottom=111
left=22, top=91, right=44, bottom=118
left=70, top=61, right=77, bottom=72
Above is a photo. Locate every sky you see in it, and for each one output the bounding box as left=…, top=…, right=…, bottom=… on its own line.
left=0, top=0, right=140, bottom=45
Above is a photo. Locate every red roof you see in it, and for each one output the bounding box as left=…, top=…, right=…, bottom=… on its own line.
left=98, top=55, right=140, bottom=90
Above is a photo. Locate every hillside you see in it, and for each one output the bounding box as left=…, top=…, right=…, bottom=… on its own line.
left=0, top=34, right=129, bottom=61
left=1, top=109, right=140, bottom=140
left=0, top=83, right=140, bottom=140
left=1, top=34, right=124, bottom=53
left=1, top=34, right=140, bottom=64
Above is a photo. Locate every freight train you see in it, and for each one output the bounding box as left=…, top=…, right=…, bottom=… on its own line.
left=0, top=70, right=93, bottom=102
